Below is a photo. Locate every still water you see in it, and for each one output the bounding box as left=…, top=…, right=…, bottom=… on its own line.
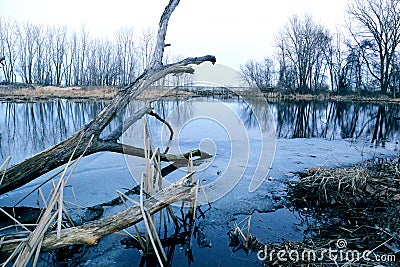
left=0, top=97, right=399, bottom=266
left=1, top=98, right=398, bottom=165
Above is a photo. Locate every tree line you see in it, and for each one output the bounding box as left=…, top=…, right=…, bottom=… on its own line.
left=241, top=0, right=400, bottom=97
left=0, top=18, right=184, bottom=87
left=1, top=0, right=400, bottom=96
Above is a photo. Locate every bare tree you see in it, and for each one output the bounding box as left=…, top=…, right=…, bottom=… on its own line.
left=41, top=25, right=55, bottom=85
left=323, top=30, right=348, bottom=93
left=50, top=25, right=67, bottom=86
left=139, top=28, right=155, bottom=70
left=32, top=24, right=45, bottom=84
left=85, top=37, right=115, bottom=87
left=78, top=25, right=90, bottom=86
left=0, top=19, right=167, bottom=88
left=276, top=39, right=297, bottom=91
left=16, top=22, right=37, bottom=84
left=276, top=14, right=331, bottom=93
left=98, top=39, right=115, bottom=86
left=64, top=31, right=78, bottom=86
left=343, top=43, right=366, bottom=94
left=0, top=56, right=4, bottom=81
left=86, top=38, right=99, bottom=86
left=390, top=54, right=400, bottom=97
left=0, top=18, right=18, bottom=83
left=115, top=27, right=139, bottom=85
left=240, top=58, right=275, bottom=91
left=347, top=0, right=400, bottom=95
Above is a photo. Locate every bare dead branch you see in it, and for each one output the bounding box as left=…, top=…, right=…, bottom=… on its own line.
left=148, top=110, right=174, bottom=154
left=1, top=176, right=196, bottom=254
left=151, top=0, right=181, bottom=67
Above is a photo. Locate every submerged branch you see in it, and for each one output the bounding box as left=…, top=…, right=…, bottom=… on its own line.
left=0, top=176, right=196, bottom=254
left=95, top=141, right=212, bottom=163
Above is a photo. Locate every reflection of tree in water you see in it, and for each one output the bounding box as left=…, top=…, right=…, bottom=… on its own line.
left=273, top=100, right=318, bottom=138
left=266, top=100, right=399, bottom=143
left=237, top=97, right=274, bottom=133
left=371, top=104, right=400, bottom=145
left=0, top=100, right=110, bottom=164
left=152, top=98, right=399, bottom=145
left=1, top=98, right=397, bottom=165
left=152, top=98, right=195, bottom=127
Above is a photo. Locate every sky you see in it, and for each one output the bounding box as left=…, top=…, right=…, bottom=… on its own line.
left=0, top=0, right=349, bottom=69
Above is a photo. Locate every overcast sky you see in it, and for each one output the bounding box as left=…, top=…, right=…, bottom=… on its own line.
left=0, top=0, right=349, bottom=69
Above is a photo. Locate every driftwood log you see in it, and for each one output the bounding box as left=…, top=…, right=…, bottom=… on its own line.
left=0, top=0, right=216, bottom=194
left=0, top=177, right=196, bottom=254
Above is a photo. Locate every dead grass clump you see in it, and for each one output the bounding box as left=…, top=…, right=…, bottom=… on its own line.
left=278, top=158, right=400, bottom=265
left=0, top=85, right=118, bottom=100
left=228, top=158, right=400, bottom=265
left=286, top=158, right=400, bottom=209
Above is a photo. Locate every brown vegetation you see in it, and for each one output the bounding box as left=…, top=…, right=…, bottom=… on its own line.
left=0, top=85, right=115, bottom=100
left=1, top=84, right=400, bottom=103
left=0, top=84, right=198, bottom=101
left=228, top=158, right=400, bottom=266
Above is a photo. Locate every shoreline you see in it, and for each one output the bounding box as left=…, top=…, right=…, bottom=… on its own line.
left=1, top=84, right=400, bottom=103
left=264, top=91, right=400, bottom=103
left=0, top=85, right=197, bottom=101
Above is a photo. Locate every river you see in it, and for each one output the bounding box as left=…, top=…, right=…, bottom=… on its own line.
left=0, top=97, right=398, bottom=266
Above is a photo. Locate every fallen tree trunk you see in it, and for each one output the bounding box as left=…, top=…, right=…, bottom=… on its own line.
left=0, top=176, right=196, bottom=254
left=0, top=0, right=215, bottom=194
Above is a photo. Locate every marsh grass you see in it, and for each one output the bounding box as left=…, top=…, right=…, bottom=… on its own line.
left=227, top=158, right=400, bottom=266
left=287, top=158, right=400, bottom=208
left=0, top=134, right=94, bottom=266
left=0, top=85, right=117, bottom=100
left=282, top=158, right=400, bottom=265
left=0, top=84, right=194, bottom=101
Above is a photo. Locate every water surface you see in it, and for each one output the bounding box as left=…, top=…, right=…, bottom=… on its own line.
left=0, top=97, right=398, bottom=266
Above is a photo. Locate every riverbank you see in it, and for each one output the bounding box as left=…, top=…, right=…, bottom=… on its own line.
left=0, top=85, right=117, bottom=101
left=0, top=84, right=194, bottom=101
left=1, top=84, right=400, bottom=103
left=264, top=91, right=400, bottom=103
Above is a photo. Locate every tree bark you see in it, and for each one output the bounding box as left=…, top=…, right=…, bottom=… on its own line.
left=0, top=177, right=196, bottom=254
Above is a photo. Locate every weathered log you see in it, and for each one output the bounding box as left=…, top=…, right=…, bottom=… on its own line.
left=0, top=177, right=196, bottom=254
left=0, top=0, right=216, bottom=194
left=0, top=205, right=105, bottom=230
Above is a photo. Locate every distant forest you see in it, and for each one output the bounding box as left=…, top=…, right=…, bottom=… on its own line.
left=0, top=22, right=152, bottom=87
left=0, top=22, right=190, bottom=88
left=241, top=0, right=400, bottom=97
left=1, top=0, right=400, bottom=97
